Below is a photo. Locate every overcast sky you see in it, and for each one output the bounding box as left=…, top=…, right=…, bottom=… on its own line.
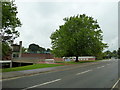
left=15, top=0, right=118, bottom=51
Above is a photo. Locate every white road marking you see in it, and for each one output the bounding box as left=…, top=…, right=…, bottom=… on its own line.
left=111, top=78, right=120, bottom=90
left=22, top=79, right=61, bottom=90
left=97, top=66, right=105, bottom=69
left=76, top=70, right=92, bottom=75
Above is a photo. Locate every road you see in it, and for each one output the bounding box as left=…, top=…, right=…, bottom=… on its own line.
left=2, top=59, right=119, bottom=89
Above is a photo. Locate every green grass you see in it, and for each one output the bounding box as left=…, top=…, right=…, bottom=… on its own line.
left=55, top=60, right=100, bottom=64
left=2, top=63, right=63, bottom=72
left=2, top=60, right=101, bottom=72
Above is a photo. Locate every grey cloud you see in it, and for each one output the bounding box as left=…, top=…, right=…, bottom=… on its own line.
left=15, top=1, right=118, bottom=51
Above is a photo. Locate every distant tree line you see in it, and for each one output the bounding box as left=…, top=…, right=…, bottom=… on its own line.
left=22, top=43, right=119, bottom=59
left=103, top=49, right=119, bottom=59
left=22, top=43, right=51, bottom=54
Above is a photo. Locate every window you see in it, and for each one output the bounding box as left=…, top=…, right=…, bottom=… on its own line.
left=13, top=54, right=19, bottom=58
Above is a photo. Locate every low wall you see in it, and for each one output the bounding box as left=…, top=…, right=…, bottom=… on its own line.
left=54, top=58, right=64, bottom=61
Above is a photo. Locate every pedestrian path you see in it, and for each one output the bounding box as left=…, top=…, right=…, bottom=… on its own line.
left=2, top=66, right=65, bottom=79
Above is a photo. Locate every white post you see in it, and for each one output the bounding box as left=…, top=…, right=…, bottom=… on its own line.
left=19, top=41, right=22, bottom=58
left=10, top=62, right=12, bottom=68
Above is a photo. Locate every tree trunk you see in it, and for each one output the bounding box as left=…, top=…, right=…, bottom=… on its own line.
left=75, top=56, right=79, bottom=62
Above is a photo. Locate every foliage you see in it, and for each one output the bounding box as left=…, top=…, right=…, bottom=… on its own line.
left=103, top=50, right=112, bottom=59
left=112, top=50, right=118, bottom=58
left=103, top=50, right=118, bottom=59
left=28, top=43, right=40, bottom=53
left=50, top=14, right=108, bottom=62
left=28, top=43, right=46, bottom=53
left=1, top=0, right=22, bottom=42
left=2, top=42, right=11, bottom=59
left=1, top=0, right=21, bottom=59
left=39, top=46, right=46, bottom=53
left=46, top=48, right=51, bottom=53
left=22, top=47, right=27, bottom=53
left=118, top=48, right=120, bottom=59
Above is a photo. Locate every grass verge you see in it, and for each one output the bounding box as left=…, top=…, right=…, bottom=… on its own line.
left=2, top=63, right=63, bottom=72
left=55, top=60, right=100, bottom=64
left=2, top=60, right=102, bottom=72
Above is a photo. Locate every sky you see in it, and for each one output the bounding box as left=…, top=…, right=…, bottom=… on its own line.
left=15, top=0, right=119, bottom=51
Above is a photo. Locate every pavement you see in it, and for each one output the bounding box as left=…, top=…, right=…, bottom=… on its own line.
left=2, top=59, right=119, bottom=89
left=2, top=61, right=99, bottom=79
left=2, top=67, right=60, bottom=79
left=2, top=65, right=66, bottom=79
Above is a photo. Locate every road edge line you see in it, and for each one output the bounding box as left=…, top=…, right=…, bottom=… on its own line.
left=111, top=78, right=120, bottom=90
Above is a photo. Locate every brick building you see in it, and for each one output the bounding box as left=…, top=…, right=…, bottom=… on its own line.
left=13, top=53, right=64, bottom=63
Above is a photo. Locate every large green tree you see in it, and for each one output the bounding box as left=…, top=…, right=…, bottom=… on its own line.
left=1, top=0, right=22, bottom=42
left=50, top=14, right=108, bottom=62
left=1, top=1, right=22, bottom=59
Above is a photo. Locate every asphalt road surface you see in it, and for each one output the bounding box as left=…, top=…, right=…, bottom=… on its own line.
left=2, top=59, right=119, bottom=89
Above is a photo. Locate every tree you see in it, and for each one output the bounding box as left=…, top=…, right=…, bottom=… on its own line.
left=50, top=14, right=108, bottom=62
left=118, top=48, right=120, bottom=59
left=2, top=42, right=12, bottom=59
left=28, top=43, right=47, bottom=53
left=28, top=44, right=40, bottom=53
left=103, top=50, right=112, bottom=59
left=22, top=47, right=27, bottom=53
left=1, top=1, right=22, bottom=42
left=1, top=1, right=21, bottom=59
left=39, top=46, right=46, bottom=53
left=103, top=50, right=118, bottom=59
left=46, top=48, right=51, bottom=52
left=112, top=50, right=117, bottom=58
